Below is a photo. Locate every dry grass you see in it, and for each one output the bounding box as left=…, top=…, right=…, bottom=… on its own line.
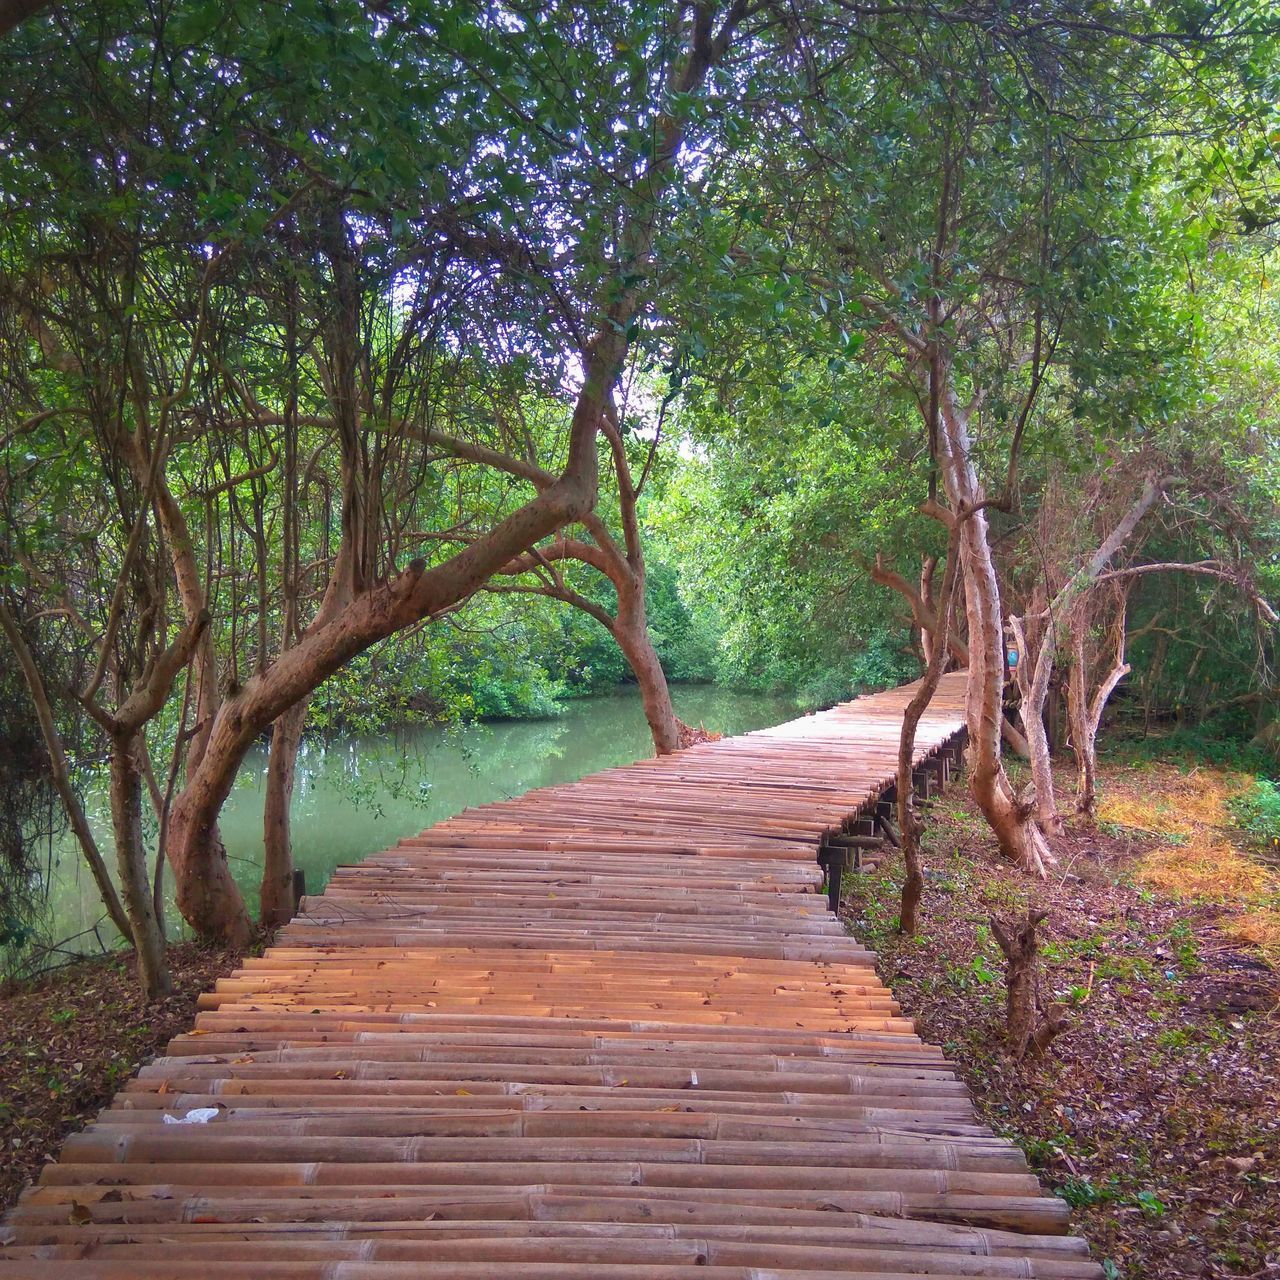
left=1098, top=768, right=1251, bottom=839
left=1101, top=763, right=1280, bottom=964
left=1137, top=842, right=1273, bottom=903
left=1224, top=906, right=1280, bottom=955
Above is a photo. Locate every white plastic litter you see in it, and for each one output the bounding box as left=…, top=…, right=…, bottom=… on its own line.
left=162, top=1107, right=219, bottom=1125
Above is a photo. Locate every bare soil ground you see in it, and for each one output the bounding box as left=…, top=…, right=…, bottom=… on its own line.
left=0, top=942, right=241, bottom=1211
left=843, top=758, right=1280, bottom=1279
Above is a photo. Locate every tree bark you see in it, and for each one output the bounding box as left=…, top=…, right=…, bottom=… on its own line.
left=932, top=375, right=1052, bottom=876
left=0, top=599, right=133, bottom=940
left=991, top=910, right=1043, bottom=1057
left=1067, top=597, right=1130, bottom=819
left=261, top=696, right=308, bottom=929
left=261, top=541, right=357, bottom=930
left=611, top=595, right=681, bottom=756
left=108, top=735, right=173, bottom=999
left=1008, top=613, right=1062, bottom=837
left=1066, top=624, right=1097, bottom=818
left=898, top=526, right=962, bottom=935
left=990, top=909, right=1071, bottom=1059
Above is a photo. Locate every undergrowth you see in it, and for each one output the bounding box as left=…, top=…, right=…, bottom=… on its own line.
left=1230, top=778, right=1280, bottom=852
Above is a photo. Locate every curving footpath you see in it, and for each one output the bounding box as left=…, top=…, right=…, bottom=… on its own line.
left=0, top=671, right=1101, bottom=1278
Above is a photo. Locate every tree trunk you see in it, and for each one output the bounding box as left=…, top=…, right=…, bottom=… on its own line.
left=261, top=695, right=308, bottom=929
left=991, top=909, right=1071, bottom=1059
left=612, top=612, right=681, bottom=755
left=261, top=549, right=355, bottom=931
left=898, top=530, right=962, bottom=936
left=933, top=378, right=1051, bottom=876
left=1008, top=614, right=1063, bottom=837
left=494, top=549, right=687, bottom=756
left=109, top=735, right=172, bottom=999
left=118, top=435, right=237, bottom=936
left=1046, top=677, right=1063, bottom=754
left=1067, top=597, right=1129, bottom=821
left=1024, top=702, right=1059, bottom=834
left=1071, top=710, right=1099, bottom=819
left=1066, top=616, right=1095, bottom=817
left=0, top=600, right=133, bottom=940
left=167, top=416, right=604, bottom=941
left=485, top=417, right=685, bottom=758
left=991, top=910, right=1042, bottom=1057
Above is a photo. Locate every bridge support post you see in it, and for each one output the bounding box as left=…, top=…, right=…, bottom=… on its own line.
left=820, top=845, right=848, bottom=914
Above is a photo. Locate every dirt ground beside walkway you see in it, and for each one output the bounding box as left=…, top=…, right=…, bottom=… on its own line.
left=0, top=942, right=241, bottom=1214
left=843, top=757, right=1280, bottom=1279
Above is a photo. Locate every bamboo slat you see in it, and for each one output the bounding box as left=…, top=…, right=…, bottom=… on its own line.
left=0, top=672, right=1102, bottom=1278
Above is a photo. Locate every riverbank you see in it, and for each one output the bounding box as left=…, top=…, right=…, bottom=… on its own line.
left=842, top=757, right=1280, bottom=1279
left=0, top=942, right=243, bottom=1212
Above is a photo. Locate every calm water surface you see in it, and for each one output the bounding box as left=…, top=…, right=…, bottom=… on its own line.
left=44, top=684, right=797, bottom=951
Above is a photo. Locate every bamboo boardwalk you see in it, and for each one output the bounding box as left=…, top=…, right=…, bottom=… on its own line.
left=0, top=671, right=1102, bottom=1278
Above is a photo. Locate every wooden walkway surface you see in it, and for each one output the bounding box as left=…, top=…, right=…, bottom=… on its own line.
left=0, top=671, right=1101, bottom=1277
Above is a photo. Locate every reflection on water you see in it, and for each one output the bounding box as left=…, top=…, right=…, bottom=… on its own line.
left=42, top=684, right=797, bottom=952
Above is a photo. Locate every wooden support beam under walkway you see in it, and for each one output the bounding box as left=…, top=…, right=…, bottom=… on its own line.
left=0, top=670, right=1102, bottom=1278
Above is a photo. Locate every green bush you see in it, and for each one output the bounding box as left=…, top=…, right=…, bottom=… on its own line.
left=1105, top=721, right=1275, bottom=776
left=1229, top=778, right=1280, bottom=848
left=793, top=631, right=918, bottom=710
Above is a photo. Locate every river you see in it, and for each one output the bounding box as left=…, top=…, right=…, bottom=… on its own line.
left=38, top=684, right=798, bottom=955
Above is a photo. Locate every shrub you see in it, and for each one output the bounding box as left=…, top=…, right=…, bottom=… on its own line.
left=1229, top=778, right=1280, bottom=849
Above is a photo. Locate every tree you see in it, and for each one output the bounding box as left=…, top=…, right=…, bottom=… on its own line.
left=488, top=403, right=695, bottom=754
left=2, top=0, right=760, bottom=944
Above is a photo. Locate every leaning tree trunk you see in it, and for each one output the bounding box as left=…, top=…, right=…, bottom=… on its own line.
left=486, top=455, right=688, bottom=757
left=0, top=600, right=133, bottom=940
left=166, top=413, right=606, bottom=942
left=109, top=734, right=173, bottom=999
left=611, top=569, right=684, bottom=755
left=613, top=617, right=681, bottom=755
